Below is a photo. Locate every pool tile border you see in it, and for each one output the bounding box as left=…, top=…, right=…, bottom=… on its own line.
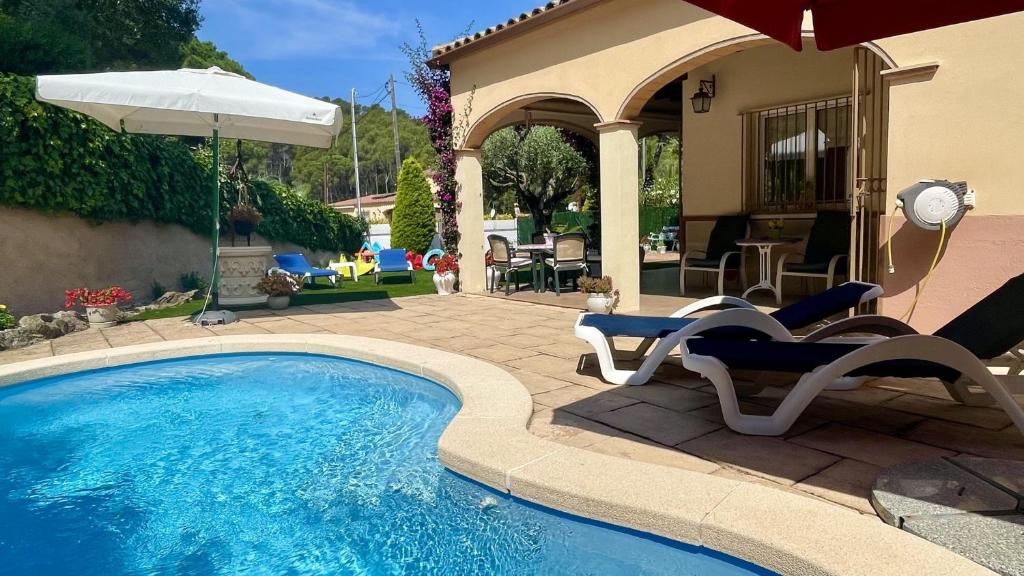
left=0, top=336, right=995, bottom=576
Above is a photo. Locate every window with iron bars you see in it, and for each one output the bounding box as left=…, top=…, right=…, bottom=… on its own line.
left=742, top=97, right=852, bottom=213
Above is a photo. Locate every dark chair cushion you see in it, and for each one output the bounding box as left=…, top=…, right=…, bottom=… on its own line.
left=705, top=215, right=749, bottom=261
left=768, top=281, right=879, bottom=330
left=784, top=261, right=833, bottom=274
left=804, top=211, right=850, bottom=265
left=934, top=273, right=1024, bottom=359
left=685, top=339, right=961, bottom=383
left=686, top=253, right=741, bottom=269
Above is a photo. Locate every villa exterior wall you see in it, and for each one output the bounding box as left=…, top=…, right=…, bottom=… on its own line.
left=0, top=207, right=333, bottom=316
left=681, top=44, right=853, bottom=218
left=445, top=0, right=1024, bottom=325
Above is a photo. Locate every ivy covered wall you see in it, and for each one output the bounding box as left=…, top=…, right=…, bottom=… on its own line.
left=0, top=73, right=366, bottom=253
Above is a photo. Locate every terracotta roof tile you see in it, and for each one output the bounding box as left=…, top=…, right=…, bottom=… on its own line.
left=430, top=0, right=583, bottom=60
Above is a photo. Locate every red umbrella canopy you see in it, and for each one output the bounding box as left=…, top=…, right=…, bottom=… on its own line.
left=684, top=0, right=1024, bottom=51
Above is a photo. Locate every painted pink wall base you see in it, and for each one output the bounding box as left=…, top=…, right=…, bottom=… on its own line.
left=879, top=215, right=1024, bottom=334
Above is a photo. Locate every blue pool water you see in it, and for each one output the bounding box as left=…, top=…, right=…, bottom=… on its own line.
left=0, top=354, right=771, bottom=576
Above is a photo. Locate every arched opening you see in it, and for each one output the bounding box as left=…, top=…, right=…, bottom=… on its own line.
left=623, top=37, right=893, bottom=301
left=463, top=93, right=603, bottom=149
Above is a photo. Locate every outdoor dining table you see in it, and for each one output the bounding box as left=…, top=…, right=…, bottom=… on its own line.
left=516, top=243, right=553, bottom=292
left=735, top=237, right=800, bottom=301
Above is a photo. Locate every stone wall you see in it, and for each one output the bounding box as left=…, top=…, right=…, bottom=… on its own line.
left=0, top=207, right=335, bottom=316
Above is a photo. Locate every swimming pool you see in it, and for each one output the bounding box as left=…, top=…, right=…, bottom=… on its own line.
left=0, top=353, right=772, bottom=575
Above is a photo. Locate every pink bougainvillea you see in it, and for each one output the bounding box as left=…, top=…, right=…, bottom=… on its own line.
left=403, top=25, right=461, bottom=256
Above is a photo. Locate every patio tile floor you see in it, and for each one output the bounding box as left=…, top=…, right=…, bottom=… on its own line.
left=3, top=291, right=1022, bottom=519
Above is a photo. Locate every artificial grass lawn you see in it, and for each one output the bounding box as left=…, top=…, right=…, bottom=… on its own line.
left=129, top=270, right=437, bottom=321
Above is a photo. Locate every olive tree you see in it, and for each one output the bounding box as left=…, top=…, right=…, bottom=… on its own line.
left=482, top=126, right=593, bottom=231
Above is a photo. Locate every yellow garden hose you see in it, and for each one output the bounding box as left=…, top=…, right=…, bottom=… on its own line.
left=898, top=219, right=947, bottom=323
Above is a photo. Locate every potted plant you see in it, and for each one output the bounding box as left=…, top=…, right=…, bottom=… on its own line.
left=65, top=287, right=132, bottom=327
left=484, top=251, right=501, bottom=292
left=768, top=218, right=785, bottom=239
left=256, top=274, right=300, bottom=310
left=0, top=304, right=15, bottom=330
left=654, top=237, right=667, bottom=254
left=579, top=276, right=619, bottom=314
left=432, top=253, right=459, bottom=295
left=229, top=203, right=262, bottom=237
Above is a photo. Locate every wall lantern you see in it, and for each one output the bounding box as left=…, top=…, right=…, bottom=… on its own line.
left=690, top=75, right=716, bottom=114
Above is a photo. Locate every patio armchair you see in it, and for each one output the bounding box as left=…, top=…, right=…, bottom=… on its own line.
left=544, top=232, right=588, bottom=295
left=273, top=253, right=337, bottom=286
left=680, top=273, right=1024, bottom=436
left=374, top=248, right=414, bottom=285
left=680, top=215, right=749, bottom=296
left=575, top=281, right=883, bottom=385
left=775, top=211, right=850, bottom=305
left=488, top=235, right=533, bottom=295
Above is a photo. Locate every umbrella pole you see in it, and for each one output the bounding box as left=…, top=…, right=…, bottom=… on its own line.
left=210, top=118, right=220, bottom=308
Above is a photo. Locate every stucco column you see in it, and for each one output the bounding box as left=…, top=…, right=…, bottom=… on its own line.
left=596, top=121, right=642, bottom=312
left=455, top=148, right=486, bottom=293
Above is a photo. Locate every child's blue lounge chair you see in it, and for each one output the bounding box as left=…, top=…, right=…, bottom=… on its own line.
left=680, top=273, right=1024, bottom=436
left=574, top=281, right=883, bottom=386
left=273, top=253, right=337, bottom=286
left=375, top=249, right=414, bottom=284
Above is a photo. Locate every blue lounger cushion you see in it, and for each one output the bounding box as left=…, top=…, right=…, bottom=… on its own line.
left=685, top=339, right=961, bottom=383
left=273, top=253, right=336, bottom=278
left=579, top=281, right=882, bottom=339
left=579, top=315, right=697, bottom=339
left=377, top=249, right=411, bottom=272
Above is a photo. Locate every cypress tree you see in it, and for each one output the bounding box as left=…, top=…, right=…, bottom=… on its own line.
left=390, top=157, right=436, bottom=254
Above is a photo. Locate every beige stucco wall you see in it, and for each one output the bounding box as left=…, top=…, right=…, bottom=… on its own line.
left=875, top=14, right=1024, bottom=215
left=446, top=0, right=1024, bottom=321
left=0, top=207, right=334, bottom=316
left=681, top=44, right=854, bottom=217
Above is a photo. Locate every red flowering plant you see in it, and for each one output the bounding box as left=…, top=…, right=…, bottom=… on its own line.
left=434, top=253, right=460, bottom=275
left=64, top=287, right=132, bottom=309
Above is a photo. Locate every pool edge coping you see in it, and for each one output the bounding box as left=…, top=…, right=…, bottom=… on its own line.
left=0, top=335, right=995, bottom=576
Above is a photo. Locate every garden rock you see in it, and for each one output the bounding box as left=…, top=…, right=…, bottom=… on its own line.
left=0, top=328, right=44, bottom=351
left=18, top=311, right=88, bottom=339
left=148, top=290, right=197, bottom=310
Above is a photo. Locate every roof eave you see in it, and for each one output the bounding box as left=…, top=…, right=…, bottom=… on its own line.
left=428, top=0, right=602, bottom=67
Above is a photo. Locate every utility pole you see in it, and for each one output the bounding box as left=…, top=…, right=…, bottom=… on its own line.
left=389, top=74, right=401, bottom=184
left=350, top=88, right=362, bottom=218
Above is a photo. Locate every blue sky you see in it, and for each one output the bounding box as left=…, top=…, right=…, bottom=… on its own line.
left=198, top=0, right=541, bottom=116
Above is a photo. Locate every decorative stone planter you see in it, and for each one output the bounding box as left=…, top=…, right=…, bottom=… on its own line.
left=433, top=272, right=457, bottom=295
left=218, top=246, right=272, bottom=306
left=85, top=304, right=119, bottom=328
left=485, top=266, right=502, bottom=292
left=586, top=293, right=616, bottom=314
left=266, top=295, right=290, bottom=310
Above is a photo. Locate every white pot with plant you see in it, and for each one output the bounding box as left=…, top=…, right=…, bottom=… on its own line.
left=579, top=276, right=619, bottom=314
left=655, top=238, right=667, bottom=254
left=256, top=273, right=301, bottom=310
left=432, top=254, right=459, bottom=296
left=64, top=287, right=133, bottom=328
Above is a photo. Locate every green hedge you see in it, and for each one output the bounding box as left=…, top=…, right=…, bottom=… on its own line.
left=0, top=73, right=365, bottom=252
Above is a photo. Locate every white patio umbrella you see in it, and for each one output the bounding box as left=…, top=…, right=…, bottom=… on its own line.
left=36, top=67, right=343, bottom=319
